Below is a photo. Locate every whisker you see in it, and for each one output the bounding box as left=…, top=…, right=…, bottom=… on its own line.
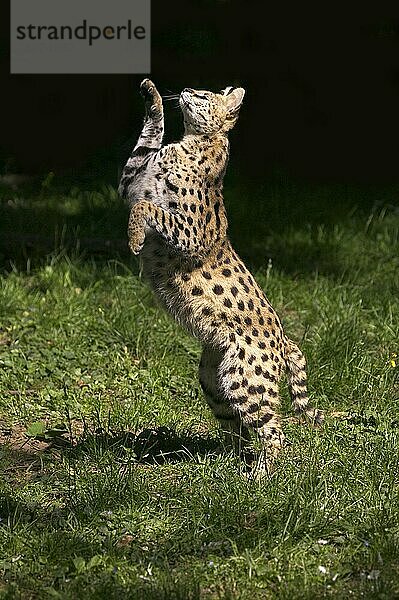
left=162, top=94, right=180, bottom=101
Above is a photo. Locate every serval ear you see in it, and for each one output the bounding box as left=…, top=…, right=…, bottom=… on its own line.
left=225, top=87, right=245, bottom=116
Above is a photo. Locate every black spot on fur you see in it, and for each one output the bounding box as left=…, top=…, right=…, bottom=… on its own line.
left=191, top=286, right=203, bottom=296
left=236, top=395, right=248, bottom=405
left=214, top=202, right=221, bottom=228
left=131, top=146, right=157, bottom=158
left=166, top=179, right=179, bottom=193
left=254, top=413, right=273, bottom=426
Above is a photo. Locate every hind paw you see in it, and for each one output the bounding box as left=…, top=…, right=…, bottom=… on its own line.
left=307, top=408, right=324, bottom=427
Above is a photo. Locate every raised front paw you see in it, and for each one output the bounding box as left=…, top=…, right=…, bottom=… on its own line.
left=128, top=201, right=150, bottom=255
left=140, top=78, right=163, bottom=118
left=128, top=229, right=146, bottom=255
left=140, top=78, right=157, bottom=99
left=128, top=215, right=146, bottom=255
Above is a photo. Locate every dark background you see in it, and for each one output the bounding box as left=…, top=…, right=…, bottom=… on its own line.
left=1, top=2, right=399, bottom=183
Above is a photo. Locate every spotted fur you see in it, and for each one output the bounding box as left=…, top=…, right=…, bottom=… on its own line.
left=119, top=79, right=323, bottom=472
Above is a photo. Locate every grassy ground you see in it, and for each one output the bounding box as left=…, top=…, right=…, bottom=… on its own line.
left=0, top=174, right=398, bottom=599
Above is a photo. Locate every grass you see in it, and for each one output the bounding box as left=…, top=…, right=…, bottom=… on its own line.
left=0, top=173, right=398, bottom=598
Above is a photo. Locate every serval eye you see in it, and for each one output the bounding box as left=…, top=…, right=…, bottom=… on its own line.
left=195, top=93, right=207, bottom=100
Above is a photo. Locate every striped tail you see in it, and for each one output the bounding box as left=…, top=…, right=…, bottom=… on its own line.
left=285, top=339, right=323, bottom=425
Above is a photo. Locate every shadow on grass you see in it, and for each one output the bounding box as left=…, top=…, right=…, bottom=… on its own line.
left=69, top=426, right=221, bottom=465
left=0, top=425, right=221, bottom=471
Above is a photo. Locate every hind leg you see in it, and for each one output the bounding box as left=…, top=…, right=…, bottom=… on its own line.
left=199, top=346, right=251, bottom=455
left=219, top=344, right=285, bottom=472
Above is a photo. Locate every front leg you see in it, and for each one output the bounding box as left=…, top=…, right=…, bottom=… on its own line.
left=119, top=79, right=164, bottom=199
left=128, top=201, right=207, bottom=257
left=134, top=78, right=164, bottom=152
